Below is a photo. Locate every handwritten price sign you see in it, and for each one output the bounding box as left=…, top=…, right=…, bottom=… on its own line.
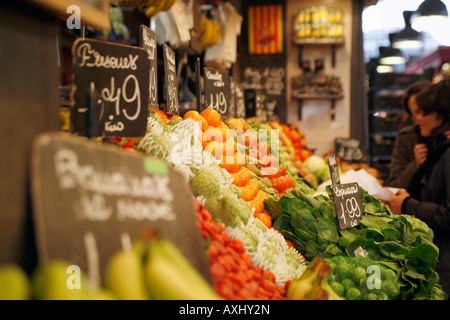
left=140, top=25, right=158, bottom=110
left=162, top=44, right=179, bottom=115
left=71, top=39, right=149, bottom=137
left=331, top=182, right=364, bottom=229
left=31, top=133, right=211, bottom=280
left=203, top=67, right=230, bottom=116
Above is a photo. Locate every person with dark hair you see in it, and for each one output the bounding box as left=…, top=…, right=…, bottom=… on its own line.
left=390, top=79, right=450, bottom=295
left=386, top=80, right=431, bottom=188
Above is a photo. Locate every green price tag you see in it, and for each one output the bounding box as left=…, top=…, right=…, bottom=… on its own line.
left=143, top=158, right=169, bottom=176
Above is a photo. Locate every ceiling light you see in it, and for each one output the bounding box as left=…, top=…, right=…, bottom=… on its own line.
left=411, top=0, right=449, bottom=32
left=378, top=44, right=407, bottom=65
left=392, top=11, right=423, bottom=49
left=376, top=65, right=395, bottom=73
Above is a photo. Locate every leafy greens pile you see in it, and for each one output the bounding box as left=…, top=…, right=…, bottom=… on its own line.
left=272, top=187, right=447, bottom=300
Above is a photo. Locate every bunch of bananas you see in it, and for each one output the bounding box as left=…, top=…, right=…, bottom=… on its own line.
left=27, top=230, right=220, bottom=300
left=201, top=14, right=221, bottom=48
left=118, top=0, right=176, bottom=17
left=104, top=231, right=221, bottom=300
left=286, top=257, right=343, bottom=300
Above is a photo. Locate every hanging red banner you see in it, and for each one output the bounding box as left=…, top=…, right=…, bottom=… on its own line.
left=248, top=5, right=283, bottom=55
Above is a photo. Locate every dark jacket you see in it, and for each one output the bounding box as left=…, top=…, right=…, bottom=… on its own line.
left=404, top=137, right=450, bottom=295
left=386, top=125, right=424, bottom=188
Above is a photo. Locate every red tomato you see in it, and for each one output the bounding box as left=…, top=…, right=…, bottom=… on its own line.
left=121, top=137, right=136, bottom=148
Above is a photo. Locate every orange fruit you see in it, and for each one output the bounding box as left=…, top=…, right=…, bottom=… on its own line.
left=199, top=130, right=207, bottom=148
left=169, top=115, right=182, bottom=121
left=243, top=129, right=259, bottom=147
left=216, top=123, right=231, bottom=141
left=219, top=153, right=245, bottom=173
left=298, top=148, right=312, bottom=162
left=153, top=109, right=169, bottom=125
left=298, top=139, right=306, bottom=149
left=263, top=164, right=287, bottom=179
left=204, top=127, right=225, bottom=143
left=257, top=142, right=270, bottom=157
left=230, top=167, right=251, bottom=187
left=223, top=139, right=236, bottom=157
left=239, top=179, right=259, bottom=201
left=225, top=118, right=245, bottom=131
left=204, top=141, right=223, bottom=159
left=285, top=240, right=296, bottom=250
left=260, top=155, right=279, bottom=168
left=204, top=140, right=234, bottom=159
left=249, top=189, right=268, bottom=215
left=200, top=108, right=221, bottom=127
left=271, top=175, right=296, bottom=193
left=183, top=110, right=209, bottom=132
left=255, top=212, right=272, bottom=228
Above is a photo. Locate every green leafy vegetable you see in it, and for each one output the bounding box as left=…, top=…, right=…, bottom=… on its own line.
left=272, top=187, right=447, bottom=300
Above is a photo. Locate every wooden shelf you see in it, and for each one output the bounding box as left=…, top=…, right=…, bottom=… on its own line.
left=293, top=38, right=345, bottom=46
left=292, top=93, right=344, bottom=121
left=293, top=38, right=345, bottom=68
left=292, top=93, right=343, bottom=100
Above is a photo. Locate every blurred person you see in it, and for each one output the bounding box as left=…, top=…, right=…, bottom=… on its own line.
left=386, top=80, right=431, bottom=188
left=390, top=79, right=450, bottom=295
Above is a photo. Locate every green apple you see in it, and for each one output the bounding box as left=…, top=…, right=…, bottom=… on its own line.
left=0, top=264, right=31, bottom=300
left=31, top=260, right=87, bottom=300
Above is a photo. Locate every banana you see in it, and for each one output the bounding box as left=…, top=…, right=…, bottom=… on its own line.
left=202, top=19, right=218, bottom=48
left=288, top=275, right=315, bottom=300
left=145, top=0, right=166, bottom=17
left=144, top=237, right=220, bottom=300
left=210, top=23, right=221, bottom=46
left=304, top=262, right=344, bottom=300
left=304, top=285, right=330, bottom=300
left=201, top=14, right=209, bottom=33
left=103, top=244, right=151, bottom=300
left=287, top=257, right=328, bottom=300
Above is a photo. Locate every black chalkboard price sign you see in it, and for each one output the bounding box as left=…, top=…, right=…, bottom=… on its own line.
left=30, top=132, right=211, bottom=283
left=235, top=83, right=246, bottom=118
left=139, top=25, right=158, bottom=110
left=242, top=66, right=284, bottom=121
left=162, top=43, right=179, bottom=115
left=203, top=67, right=230, bottom=116
left=71, top=38, right=150, bottom=138
left=229, top=77, right=236, bottom=118
left=327, top=154, right=363, bottom=229
left=331, top=182, right=364, bottom=230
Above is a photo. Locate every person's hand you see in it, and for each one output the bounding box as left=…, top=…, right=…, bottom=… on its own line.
left=445, top=129, right=450, bottom=140
left=414, top=144, right=428, bottom=166
left=390, top=189, right=410, bottom=215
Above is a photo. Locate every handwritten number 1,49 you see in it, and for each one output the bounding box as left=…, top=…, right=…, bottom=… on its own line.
left=96, top=74, right=141, bottom=121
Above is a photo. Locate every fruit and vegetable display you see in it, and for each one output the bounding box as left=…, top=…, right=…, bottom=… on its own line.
left=0, top=107, right=447, bottom=300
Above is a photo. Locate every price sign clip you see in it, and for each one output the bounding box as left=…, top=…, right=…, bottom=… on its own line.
left=327, top=154, right=364, bottom=230
left=327, top=154, right=341, bottom=185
